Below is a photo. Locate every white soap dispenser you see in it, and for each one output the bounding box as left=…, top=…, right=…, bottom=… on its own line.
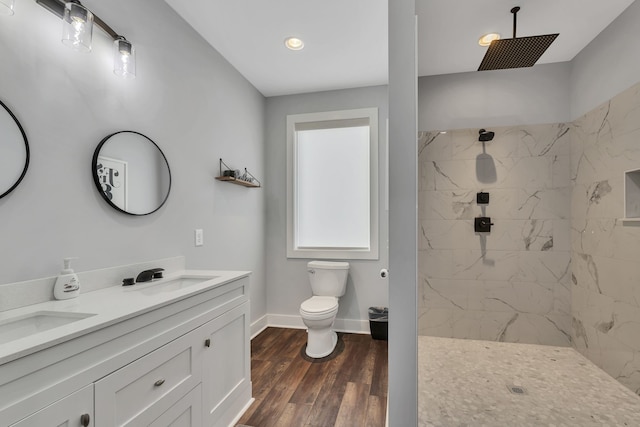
left=54, top=257, right=80, bottom=300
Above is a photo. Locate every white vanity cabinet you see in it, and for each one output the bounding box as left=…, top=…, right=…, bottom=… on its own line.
left=0, top=273, right=252, bottom=427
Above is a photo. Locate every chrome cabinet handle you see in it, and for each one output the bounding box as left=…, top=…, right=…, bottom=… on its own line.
left=205, top=338, right=211, bottom=347
left=80, top=414, right=91, bottom=427
left=154, top=379, right=165, bottom=387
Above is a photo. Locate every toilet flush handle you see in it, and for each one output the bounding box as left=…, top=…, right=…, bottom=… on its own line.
left=308, top=269, right=315, bottom=274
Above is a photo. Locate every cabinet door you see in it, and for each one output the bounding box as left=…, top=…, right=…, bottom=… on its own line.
left=200, top=303, right=251, bottom=427
left=149, top=385, right=202, bottom=427
left=10, top=385, right=93, bottom=427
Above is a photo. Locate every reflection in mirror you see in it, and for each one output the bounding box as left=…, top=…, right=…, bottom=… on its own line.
left=92, top=131, right=171, bottom=215
left=0, top=99, right=29, bottom=200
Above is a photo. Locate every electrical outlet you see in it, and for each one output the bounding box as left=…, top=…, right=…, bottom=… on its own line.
left=195, top=229, right=204, bottom=247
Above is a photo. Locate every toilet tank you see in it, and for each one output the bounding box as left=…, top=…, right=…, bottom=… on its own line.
left=308, top=261, right=350, bottom=297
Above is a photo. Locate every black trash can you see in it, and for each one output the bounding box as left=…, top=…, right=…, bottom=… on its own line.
left=368, top=307, right=388, bottom=340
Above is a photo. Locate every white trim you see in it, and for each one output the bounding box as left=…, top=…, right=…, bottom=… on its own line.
left=226, top=397, right=255, bottom=427
left=385, top=398, right=389, bottom=427
left=251, top=314, right=371, bottom=337
left=334, top=318, right=370, bottom=334
left=250, top=315, right=268, bottom=339
left=266, top=314, right=306, bottom=330
left=286, top=107, right=380, bottom=260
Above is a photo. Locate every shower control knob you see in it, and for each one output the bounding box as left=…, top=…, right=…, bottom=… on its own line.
left=474, top=217, right=494, bottom=233
left=380, top=269, right=389, bottom=278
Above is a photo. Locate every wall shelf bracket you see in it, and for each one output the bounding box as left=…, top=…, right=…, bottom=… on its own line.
left=215, top=158, right=261, bottom=188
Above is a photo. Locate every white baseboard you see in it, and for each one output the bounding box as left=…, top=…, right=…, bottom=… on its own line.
left=227, top=396, right=254, bottom=427
left=265, top=314, right=306, bottom=330
left=385, top=396, right=389, bottom=427
left=251, top=313, right=371, bottom=338
left=250, top=315, right=269, bottom=339
left=334, top=317, right=370, bottom=334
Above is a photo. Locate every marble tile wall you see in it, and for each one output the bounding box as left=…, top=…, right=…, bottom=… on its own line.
left=571, top=81, right=640, bottom=395
left=418, top=124, right=572, bottom=346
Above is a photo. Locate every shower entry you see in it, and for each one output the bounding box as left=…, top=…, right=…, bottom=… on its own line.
left=417, top=81, right=640, bottom=421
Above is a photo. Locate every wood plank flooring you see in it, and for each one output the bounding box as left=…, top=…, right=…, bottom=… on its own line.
left=237, top=327, right=388, bottom=427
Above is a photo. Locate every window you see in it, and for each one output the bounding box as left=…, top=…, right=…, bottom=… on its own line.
left=287, top=108, right=378, bottom=260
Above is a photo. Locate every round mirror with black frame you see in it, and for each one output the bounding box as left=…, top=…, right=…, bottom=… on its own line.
left=0, top=99, right=29, bottom=200
left=92, top=131, right=171, bottom=216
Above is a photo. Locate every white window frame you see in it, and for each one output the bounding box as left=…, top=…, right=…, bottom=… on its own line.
left=286, top=107, right=379, bottom=260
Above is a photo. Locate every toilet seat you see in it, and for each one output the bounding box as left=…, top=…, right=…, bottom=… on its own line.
left=300, top=296, right=338, bottom=318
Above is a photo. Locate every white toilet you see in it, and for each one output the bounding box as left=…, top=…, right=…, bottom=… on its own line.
left=300, top=260, right=350, bottom=358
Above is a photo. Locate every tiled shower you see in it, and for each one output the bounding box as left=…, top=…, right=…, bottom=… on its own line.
left=418, top=81, right=640, bottom=396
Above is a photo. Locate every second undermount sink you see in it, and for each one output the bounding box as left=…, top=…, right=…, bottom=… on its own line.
left=135, top=275, right=219, bottom=295
left=0, top=311, right=96, bottom=344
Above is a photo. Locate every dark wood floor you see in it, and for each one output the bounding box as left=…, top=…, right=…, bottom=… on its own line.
left=237, top=327, right=388, bottom=427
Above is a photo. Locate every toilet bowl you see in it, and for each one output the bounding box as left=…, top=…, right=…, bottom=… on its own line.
left=300, top=261, right=349, bottom=358
left=300, top=296, right=339, bottom=358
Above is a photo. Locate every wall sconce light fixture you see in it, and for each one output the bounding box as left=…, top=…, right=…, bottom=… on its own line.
left=0, top=0, right=15, bottom=16
left=61, top=1, right=93, bottom=52
left=36, top=0, right=136, bottom=78
left=113, top=37, right=135, bottom=78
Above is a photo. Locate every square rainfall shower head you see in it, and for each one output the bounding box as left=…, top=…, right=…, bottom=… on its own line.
left=478, top=34, right=559, bottom=71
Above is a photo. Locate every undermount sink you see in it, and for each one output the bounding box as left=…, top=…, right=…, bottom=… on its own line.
left=135, top=275, right=219, bottom=295
left=0, top=311, right=96, bottom=344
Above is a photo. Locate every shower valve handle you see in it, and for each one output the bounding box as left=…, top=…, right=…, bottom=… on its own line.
left=474, top=217, right=494, bottom=233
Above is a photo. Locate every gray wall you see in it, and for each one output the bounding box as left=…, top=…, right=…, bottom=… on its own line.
left=0, top=0, right=266, bottom=323
left=265, top=86, right=389, bottom=328
left=570, top=0, right=640, bottom=119
left=418, top=62, right=571, bottom=131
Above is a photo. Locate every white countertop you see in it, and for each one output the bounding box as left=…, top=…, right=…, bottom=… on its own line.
left=0, top=270, right=250, bottom=365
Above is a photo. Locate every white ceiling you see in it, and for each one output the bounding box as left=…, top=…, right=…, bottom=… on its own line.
left=163, top=0, right=388, bottom=97
left=164, top=0, right=636, bottom=97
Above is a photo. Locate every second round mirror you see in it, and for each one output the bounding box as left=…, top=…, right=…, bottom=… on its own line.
left=92, top=131, right=171, bottom=215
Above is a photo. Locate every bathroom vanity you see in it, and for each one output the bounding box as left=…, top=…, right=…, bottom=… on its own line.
left=0, top=270, right=252, bottom=427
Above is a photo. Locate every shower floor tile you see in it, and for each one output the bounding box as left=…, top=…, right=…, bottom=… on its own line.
left=419, top=336, right=640, bottom=426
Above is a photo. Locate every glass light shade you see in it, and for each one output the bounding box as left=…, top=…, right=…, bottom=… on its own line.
left=0, top=0, right=14, bottom=16
left=61, top=2, right=93, bottom=52
left=113, top=38, right=136, bottom=78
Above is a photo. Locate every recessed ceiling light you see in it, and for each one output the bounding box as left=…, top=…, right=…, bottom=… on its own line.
left=284, top=37, right=304, bottom=51
left=478, top=33, right=501, bottom=47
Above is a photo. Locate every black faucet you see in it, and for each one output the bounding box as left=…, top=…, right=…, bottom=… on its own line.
left=136, top=268, right=164, bottom=283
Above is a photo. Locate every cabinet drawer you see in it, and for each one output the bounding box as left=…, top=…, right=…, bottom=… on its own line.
left=149, top=384, right=202, bottom=427
left=10, top=385, right=93, bottom=427
left=95, top=330, right=201, bottom=427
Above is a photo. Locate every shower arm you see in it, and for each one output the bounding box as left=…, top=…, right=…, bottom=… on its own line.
left=512, top=6, right=520, bottom=38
